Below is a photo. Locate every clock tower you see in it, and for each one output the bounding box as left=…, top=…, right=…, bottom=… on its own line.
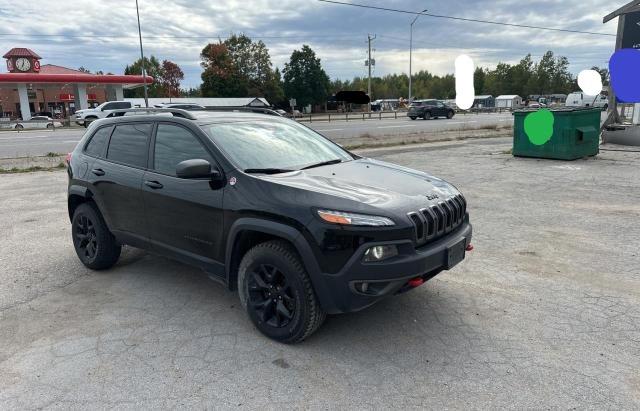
left=3, top=48, right=41, bottom=73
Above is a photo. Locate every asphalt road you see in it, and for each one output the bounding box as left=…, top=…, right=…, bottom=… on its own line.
left=1, top=137, right=639, bottom=409
left=0, top=113, right=513, bottom=159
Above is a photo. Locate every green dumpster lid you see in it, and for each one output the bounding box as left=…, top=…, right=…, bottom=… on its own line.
left=513, top=107, right=601, bottom=114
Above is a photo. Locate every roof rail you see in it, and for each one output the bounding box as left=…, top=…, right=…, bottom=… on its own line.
left=198, top=107, right=282, bottom=116
left=106, top=107, right=197, bottom=120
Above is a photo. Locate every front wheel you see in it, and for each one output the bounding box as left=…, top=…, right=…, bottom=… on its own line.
left=409, top=116, right=417, bottom=120
left=447, top=110, right=455, bottom=119
left=238, top=240, right=325, bottom=343
left=15, top=124, right=23, bottom=130
left=423, top=112, right=431, bottom=120
left=71, top=203, right=121, bottom=270
left=46, top=123, right=53, bottom=129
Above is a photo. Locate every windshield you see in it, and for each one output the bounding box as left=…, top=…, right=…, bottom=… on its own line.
left=206, top=119, right=353, bottom=171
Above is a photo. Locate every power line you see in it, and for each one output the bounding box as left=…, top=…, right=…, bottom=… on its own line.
left=318, top=0, right=616, bottom=37
left=0, top=32, right=365, bottom=40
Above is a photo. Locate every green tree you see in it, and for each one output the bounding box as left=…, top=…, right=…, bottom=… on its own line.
left=124, top=56, right=163, bottom=98
left=283, top=45, right=331, bottom=108
left=590, top=66, right=610, bottom=86
left=474, top=67, right=487, bottom=94
left=181, top=87, right=201, bottom=97
left=199, top=34, right=283, bottom=102
left=263, top=68, right=285, bottom=105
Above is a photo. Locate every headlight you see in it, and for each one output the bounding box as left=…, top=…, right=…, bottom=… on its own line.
left=317, top=209, right=395, bottom=226
left=363, top=245, right=399, bottom=262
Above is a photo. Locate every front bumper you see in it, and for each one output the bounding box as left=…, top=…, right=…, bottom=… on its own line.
left=313, top=221, right=472, bottom=314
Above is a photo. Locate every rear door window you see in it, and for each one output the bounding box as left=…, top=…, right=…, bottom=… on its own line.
left=106, top=123, right=152, bottom=168
left=84, top=126, right=112, bottom=158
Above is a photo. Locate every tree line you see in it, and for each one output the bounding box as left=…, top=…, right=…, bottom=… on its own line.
left=120, top=36, right=609, bottom=106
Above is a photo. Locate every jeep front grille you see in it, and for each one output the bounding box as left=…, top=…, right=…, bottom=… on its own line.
left=407, top=194, right=467, bottom=246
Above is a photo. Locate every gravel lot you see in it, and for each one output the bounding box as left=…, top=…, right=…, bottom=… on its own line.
left=1, top=137, right=639, bottom=409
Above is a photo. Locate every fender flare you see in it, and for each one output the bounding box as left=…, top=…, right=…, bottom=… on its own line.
left=224, top=218, right=327, bottom=294
left=68, top=184, right=89, bottom=199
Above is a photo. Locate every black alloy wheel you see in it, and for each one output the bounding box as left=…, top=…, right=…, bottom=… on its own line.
left=74, top=214, right=98, bottom=261
left=71, top=203, right=121, bottom=269
left=247, top=264, right=296, bottom=328
left=238, top=240, right=325, bottom=343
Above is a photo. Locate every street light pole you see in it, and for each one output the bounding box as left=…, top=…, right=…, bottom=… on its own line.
left=409, top=9, right=428, bottom=103
left=135, top=0, right=149, bottom=108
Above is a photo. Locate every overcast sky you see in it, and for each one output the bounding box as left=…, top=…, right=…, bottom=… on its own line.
left=0, top=0, right=620, bottom=88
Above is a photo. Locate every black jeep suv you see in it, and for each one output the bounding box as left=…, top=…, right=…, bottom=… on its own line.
left=67, top=108, right=472, bottom=343
left=407, top=100, right=455, bottom=120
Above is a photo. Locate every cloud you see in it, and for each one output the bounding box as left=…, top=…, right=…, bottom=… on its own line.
left=0, top=0, right=618, bottom=88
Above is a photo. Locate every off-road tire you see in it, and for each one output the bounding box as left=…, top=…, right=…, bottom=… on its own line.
left=238, top=240, right=325, bottom=343
left=71, top=203, right=121, bottom=270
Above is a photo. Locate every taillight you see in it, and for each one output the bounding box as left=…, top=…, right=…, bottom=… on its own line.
left=65, top=152, right=72, bottom=165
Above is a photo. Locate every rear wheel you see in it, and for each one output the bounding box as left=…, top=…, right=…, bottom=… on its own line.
left=409, top=116, right=417, bottom=120
left=423, top=111, right=431, bottom=120
left=447, top=110, right=455, bottom=119
left=46, top=123, right=53, bottom=129
left=15, top=124, right=23, bottom=130
left=71, top=203, right=121, bottom=270
left=238, top=240, right=325, bottom=343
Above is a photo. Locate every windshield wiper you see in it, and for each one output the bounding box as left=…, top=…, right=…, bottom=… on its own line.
left=244, top=168, right=294, bottom=175
left=300, top=159, right=344, bottom=170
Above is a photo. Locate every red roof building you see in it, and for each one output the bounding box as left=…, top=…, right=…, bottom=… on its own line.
left=2, top=48, right=42, bottom=59
left=0, top=48, right=151, bottom=120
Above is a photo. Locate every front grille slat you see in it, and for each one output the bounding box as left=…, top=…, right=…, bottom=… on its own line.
left=408, top=194, right=467, bottom=247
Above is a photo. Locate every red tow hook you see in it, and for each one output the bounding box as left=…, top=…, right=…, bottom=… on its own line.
left=466, top=244, right=474, bottom=251
left=407, top=277, right=425, bottom=288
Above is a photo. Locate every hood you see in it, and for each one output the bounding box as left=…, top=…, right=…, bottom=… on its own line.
left=255, top=158, right=460, bottom=213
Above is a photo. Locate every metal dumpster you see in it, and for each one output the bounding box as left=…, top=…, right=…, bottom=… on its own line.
left=512, top=107, right=601, bottom=160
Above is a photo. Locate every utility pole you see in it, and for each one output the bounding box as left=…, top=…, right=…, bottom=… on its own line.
left=409, top=9, right=428, bottom=103
left=135, top=0, right=149, bottom=108
left=367, top=34, right=376, bottom=111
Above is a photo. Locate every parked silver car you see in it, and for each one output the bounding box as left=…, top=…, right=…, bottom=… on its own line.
left=14, top=116, right=63, bottom=130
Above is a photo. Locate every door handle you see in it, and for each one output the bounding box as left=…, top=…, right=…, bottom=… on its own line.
left=144, top=180, right=163, bottom=189
left=91, top=168, right=105, bottom=176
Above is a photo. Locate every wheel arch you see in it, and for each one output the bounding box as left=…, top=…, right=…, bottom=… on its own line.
left=225, top=218, right=322, bottom=292
left=68, top=185, right=96, bottom=221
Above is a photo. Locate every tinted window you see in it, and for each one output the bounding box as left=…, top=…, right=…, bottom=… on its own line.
left=84, top=126, right=112, bottom=157
left=106, top=123, right=151, bottom=168
left=153, top=124, right=214, bottom=176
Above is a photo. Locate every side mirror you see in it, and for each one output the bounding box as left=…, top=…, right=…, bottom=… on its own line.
left=176, top=159, right=222, bottom=180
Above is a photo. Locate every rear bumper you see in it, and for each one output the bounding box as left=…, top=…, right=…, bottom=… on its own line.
left=313, top=221, right=472, bottom=314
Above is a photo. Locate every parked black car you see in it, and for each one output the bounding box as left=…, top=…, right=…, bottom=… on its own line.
left=67, top=108, right=472, bottom=343
left=408, top=100, right=455, bottom=120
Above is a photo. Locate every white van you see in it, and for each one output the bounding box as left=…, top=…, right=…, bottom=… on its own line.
left=565, top=92, right=608, bottom=110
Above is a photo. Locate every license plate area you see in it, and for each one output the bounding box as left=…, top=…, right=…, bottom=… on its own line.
left=446, top=238, right=466, bottom=269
